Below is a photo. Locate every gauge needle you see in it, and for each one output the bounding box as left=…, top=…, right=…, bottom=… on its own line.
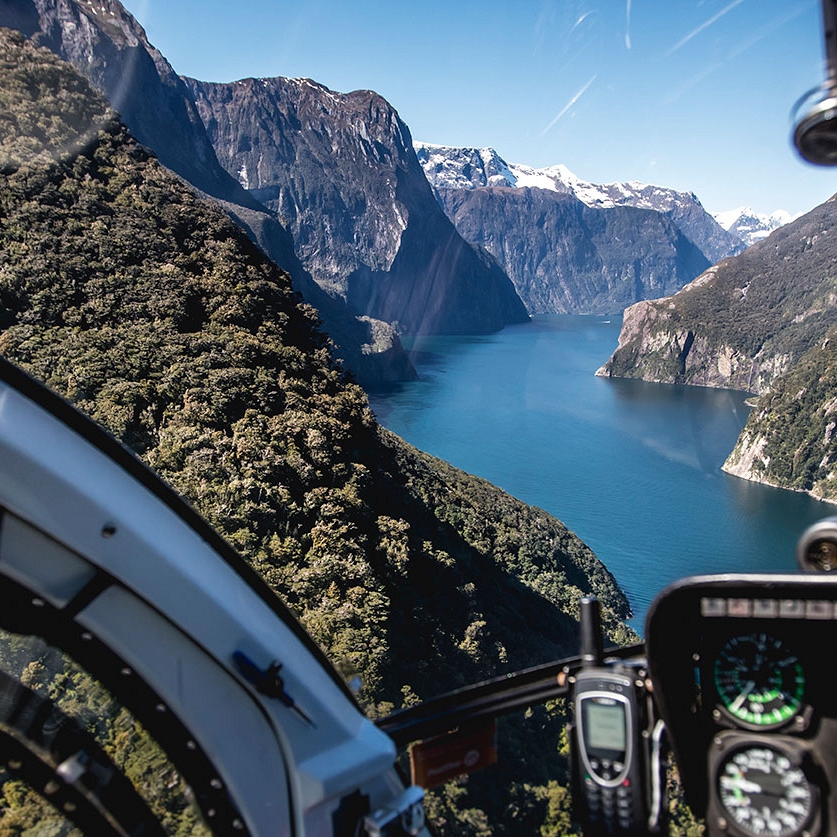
left=720, top=774, right=763, bottom=797
left=729, top=681, right=756, bottom=713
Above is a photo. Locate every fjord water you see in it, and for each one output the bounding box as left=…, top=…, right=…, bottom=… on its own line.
left=369, top=316, right=837, bottom=633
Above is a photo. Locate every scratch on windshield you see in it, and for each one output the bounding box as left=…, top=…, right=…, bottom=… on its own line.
left=665, top=0, right=748, bottom=56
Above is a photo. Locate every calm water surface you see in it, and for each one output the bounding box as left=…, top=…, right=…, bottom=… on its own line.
left=369, top=315, right=837, bottom=633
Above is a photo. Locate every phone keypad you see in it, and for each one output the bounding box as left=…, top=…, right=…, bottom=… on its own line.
left=585, top=773, right=636, bottom=833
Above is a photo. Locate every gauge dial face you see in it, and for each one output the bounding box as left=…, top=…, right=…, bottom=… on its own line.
left=713, top=633, right=804, bottom=728
left=717, top=746, right=813, bottom=837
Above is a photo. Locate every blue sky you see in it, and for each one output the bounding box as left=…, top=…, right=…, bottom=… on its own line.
left=122, top=0, right=836, bottom=217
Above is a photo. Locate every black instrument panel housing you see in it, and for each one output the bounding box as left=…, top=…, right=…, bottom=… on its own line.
left=646, top=574, right=837, bottom=835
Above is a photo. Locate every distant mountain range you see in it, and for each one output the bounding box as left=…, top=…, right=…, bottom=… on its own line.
left=417, top=142, right=795, bottom=253
left=416, top=143, right=746, bottom=315
left=418, top=142, right=739, bottom=258
left=712, top=207, right=800, bottom=247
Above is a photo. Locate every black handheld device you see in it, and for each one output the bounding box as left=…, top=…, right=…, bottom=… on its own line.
left=570, top=598, right=664, bottom=835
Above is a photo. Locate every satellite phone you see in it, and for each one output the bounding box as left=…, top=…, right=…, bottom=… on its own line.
left=570, top=598, right=665, bottom=836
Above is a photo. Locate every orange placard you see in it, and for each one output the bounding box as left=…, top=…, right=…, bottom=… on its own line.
left=410, top=719, right=498, bottom=788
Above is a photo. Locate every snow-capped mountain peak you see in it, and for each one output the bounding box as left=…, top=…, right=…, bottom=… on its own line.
left=414, top=141, right=705, bottom=214
left=414, top=141, right=746, bottom=268
left=712, top=207, right=799, bottom=247
left=413, top=142, right=518, bottom=190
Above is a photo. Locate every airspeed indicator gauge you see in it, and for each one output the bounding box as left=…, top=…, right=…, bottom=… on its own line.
left=713, top=633, right=804, bottom=729
left=716, top=745, right=814, bottom=837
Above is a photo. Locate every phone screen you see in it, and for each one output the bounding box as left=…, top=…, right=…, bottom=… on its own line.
left=582, top=697, right=627, bottom=756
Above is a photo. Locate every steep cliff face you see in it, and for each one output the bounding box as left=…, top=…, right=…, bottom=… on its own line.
left=598, top=196, right=837, bottom=502
left=722, top=330, right=837, bottom=503
left=0, top=0, right=416, bottom=389
left=597, top=198, right=837, bottom=391
left=416, top=143, right=742, bottom=314
left=632, top=185, right=745, bottom=265
left=220, top=198, right=417, bottom=387
left=185, top=77, right=529, bottom=334
left=438, top=185, right=710, bottom=315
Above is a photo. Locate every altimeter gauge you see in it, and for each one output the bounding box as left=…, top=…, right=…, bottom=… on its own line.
left=716, top=745, right=814, bottom=837
left=713, top=633, right=805, bottom=728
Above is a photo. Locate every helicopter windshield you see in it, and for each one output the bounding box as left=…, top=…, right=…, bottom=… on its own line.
left=0, top=1, right=836, bottom=834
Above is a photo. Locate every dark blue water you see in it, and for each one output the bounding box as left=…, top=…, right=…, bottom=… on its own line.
left=369, top=316, right=837, bottom=633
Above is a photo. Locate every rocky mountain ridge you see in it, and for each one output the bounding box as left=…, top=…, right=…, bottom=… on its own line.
left=5, top=0, right=256, bottom=208
left=448, top=186, right=713, bottom=314
left=417, top=142, right=745, bottom=265
left=5, top=0, right=791, bottom=359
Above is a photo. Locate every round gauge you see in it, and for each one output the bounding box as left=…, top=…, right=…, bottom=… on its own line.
left=717, top=745, right=813, bottom=837
left=713, top=633, right=804, bottom=728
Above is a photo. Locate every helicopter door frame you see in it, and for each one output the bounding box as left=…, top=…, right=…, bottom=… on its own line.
left=0, top=357, right=403, bottom=835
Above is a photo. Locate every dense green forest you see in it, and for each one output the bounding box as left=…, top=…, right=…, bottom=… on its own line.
left=672, top=204, right=837, bottom=366
left=0, top=29, right=636, bottom=832
left=0, top=629, right=210, bottom=836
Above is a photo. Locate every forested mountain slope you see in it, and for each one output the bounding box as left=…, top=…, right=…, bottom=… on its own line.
left=722, top=327, right=837, bottom=502
left=0, top=29, right=632, bottom=829
left=598, top=198, right=837, bottom=391
left=598, top=196, right=837, bottom=502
